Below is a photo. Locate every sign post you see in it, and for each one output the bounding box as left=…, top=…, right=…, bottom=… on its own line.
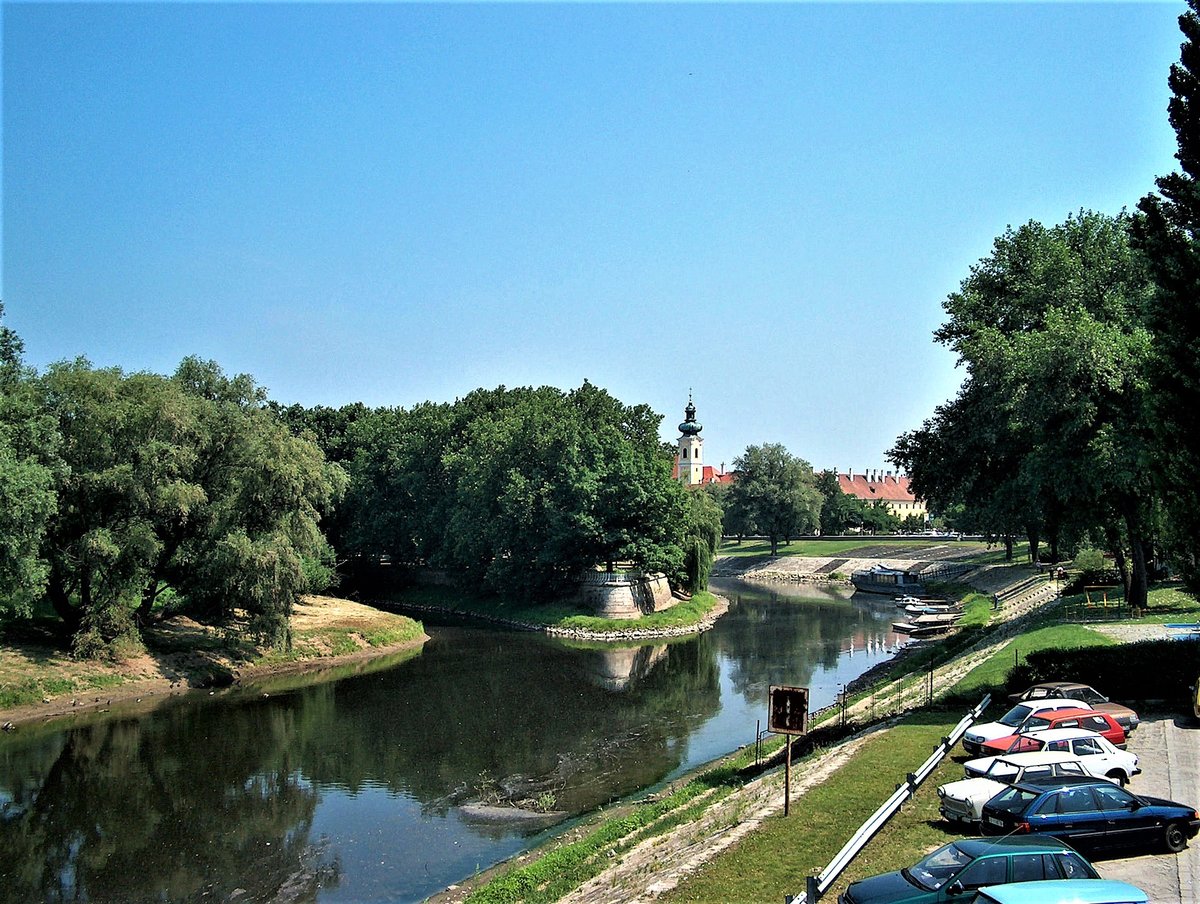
left=769, top=685, right=809, bottom=817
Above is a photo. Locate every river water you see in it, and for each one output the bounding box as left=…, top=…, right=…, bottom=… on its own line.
left=0, top=579, right=909, bottom=903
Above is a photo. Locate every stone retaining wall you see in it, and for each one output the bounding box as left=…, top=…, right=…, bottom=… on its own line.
left=576, top=573, right=675, bottom=618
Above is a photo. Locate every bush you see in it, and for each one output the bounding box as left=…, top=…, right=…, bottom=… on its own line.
left=71, top=602, right=144, bottom=660
left=1005, top=640, right=1200, bottom=705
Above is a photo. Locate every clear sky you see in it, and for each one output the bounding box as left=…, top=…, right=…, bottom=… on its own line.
left=1, top=1, right=1185, bottom=473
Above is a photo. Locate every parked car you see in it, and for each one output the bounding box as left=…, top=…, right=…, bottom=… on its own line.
left=837, top=835, right=1100, bottom=904
left=939, top=754, right=1093, bottom=825
left=965, top=729, right=1139, bottom=785
left=980, top=775, right=1200, bottom=854
left=1008, top=681, right=1140, bottom=733
left=972, top=878, right=1149, bottom=904
left=961, top=699, right=1092, bottom=756
left=980, top=709, right=1126, bottom=755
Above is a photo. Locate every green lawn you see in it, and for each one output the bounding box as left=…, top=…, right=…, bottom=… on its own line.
left=664, top=712, right=964, bottom=903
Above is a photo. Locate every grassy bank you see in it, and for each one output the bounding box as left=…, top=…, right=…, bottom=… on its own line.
left=0, top=595, right=426, bottom=718
left=378, top=586, right=724, bottom=635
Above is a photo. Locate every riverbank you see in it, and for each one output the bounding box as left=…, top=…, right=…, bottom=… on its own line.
left=443, top=568, right=1074, bottom=903
left=0, top=594, right=428, bottom=729
left=375, top=587, right=731, bottom=641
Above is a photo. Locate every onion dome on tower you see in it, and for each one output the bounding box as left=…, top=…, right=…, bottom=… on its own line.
left=679, top=397, right=703, bottom=436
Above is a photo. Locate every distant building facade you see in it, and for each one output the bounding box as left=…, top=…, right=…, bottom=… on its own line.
left=837, top=468, right=927, bottom=523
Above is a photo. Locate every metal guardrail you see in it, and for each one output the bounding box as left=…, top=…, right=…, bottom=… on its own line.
left=785, top=694, right=992, bottom=904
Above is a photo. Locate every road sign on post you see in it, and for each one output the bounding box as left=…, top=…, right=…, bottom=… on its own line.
left=769, top=685, right=809, bottom=818
left=769, top=685, right=809, bottom=735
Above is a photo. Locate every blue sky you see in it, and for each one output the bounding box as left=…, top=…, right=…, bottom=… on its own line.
left=2, top=2, right=1185, bottom=473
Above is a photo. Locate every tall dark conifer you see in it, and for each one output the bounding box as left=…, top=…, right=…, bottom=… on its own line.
left=1134, top=0, right=1200, bottom=592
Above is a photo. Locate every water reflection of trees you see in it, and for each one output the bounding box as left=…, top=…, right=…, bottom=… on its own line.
left=291, top=629, right=722, bottom=817
left=713, top=581, right=896, bottom=704
left=0, top=702, right=339, bottom=904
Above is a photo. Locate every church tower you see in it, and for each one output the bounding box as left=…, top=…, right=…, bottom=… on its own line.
left=677, top=394, right=704, bottom=485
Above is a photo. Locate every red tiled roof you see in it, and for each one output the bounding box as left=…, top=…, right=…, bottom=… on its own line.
left=837, top=472, right=916, bottom=503
left=671, top=462, right=735, bottom=484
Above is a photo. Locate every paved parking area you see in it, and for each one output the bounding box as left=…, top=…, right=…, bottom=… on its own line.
left=1094, top=712, right=1200, bottom=903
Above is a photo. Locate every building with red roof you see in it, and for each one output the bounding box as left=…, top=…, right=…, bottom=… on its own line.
left=836, top=468, right=927, bottom=522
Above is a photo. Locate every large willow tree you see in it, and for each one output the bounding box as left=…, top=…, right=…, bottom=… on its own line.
left=37, top=356, right=346, bottom=652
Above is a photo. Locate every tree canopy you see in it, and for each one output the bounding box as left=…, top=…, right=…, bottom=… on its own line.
left=0, top=317, right=348, bottom=654
left=726, top=444, right=821, bottom=556
left=344, top=383, right=690, bottom=599
left=891, top=211, right=1159, bottom=605
left=1134, top=0, right=1200, bottom=596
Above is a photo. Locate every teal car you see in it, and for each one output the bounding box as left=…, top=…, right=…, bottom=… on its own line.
left=838, top=836, right=1098, bottom=903
left=972, top=878, right=1148, bottom=903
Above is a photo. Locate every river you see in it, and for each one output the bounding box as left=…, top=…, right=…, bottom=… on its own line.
left=0, top=578, right=910, bottom=903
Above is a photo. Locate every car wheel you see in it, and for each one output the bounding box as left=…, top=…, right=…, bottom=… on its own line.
left=1106, top=770, right=1127, bottom=787
left=1164, top=820, right=1188, bottom=854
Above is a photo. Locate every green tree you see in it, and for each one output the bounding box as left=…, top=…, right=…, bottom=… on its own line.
left=39, top=357, right=346, bottom=651
left=1134, top=0, right=1200, bottom=594
left=680, top=486, right=723, bottom=591
left=345, top=383, right=688, bottom=601
left=727, top=444, right=821, bottom=556
left=891, top=212, right=1157, bottom=603
left=0, top=304, right=59, bottom=617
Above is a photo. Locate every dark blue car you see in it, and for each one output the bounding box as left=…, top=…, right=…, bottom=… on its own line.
left=980, top=775, right=1200, bottom=854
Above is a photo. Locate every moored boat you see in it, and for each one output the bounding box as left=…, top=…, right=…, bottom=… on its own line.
left=851, top=565, right=925, bottom=596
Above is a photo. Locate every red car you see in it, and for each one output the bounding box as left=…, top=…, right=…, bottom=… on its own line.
left=981, top=708, right=1127, bottom=755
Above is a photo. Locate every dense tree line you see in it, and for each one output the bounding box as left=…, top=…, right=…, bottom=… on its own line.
left=338, top=382, right=697, bottom=599
left=889, top=0, right=1200, bottom=608
left=0, top=321, right=348, bottom=654
left=0, top=327, right=718, bottom=654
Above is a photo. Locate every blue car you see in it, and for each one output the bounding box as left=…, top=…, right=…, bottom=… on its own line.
left=973, top=878, right=1148, bottom=903
left=980, top=775, right=1200, bottom=853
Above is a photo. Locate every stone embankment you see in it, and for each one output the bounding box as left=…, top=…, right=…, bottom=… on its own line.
left=714, top=544, right=986, bottom=587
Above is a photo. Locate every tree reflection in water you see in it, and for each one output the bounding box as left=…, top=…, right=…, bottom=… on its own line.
left=0, top=700, right=339, bottom=904
left=0, top=581, right=899, bottom=903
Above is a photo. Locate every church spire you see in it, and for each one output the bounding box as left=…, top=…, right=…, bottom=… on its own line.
left=679, top=391, right=702, bottom=436
left=676, top=391, right=704, bottom=484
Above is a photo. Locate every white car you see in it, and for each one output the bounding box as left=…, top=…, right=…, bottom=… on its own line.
left=964, top=727, right=1140, bottom=784
left=961, top=699, right=1091, bottom=756
left=938, top=753, right=1095, bottom=824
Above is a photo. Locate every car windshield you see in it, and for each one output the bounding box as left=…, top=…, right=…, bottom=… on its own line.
left=906, top=842, right=973, bottom=891
left=983, top=760, right=1021, bottom=782
left=1075, top=688, right=1107, bottom=705
left=1004, top=735, right=1045, bottom=754
left=999, top=704, right=1035, bottom=727
left=987, top=785, right=1040, bottom=814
